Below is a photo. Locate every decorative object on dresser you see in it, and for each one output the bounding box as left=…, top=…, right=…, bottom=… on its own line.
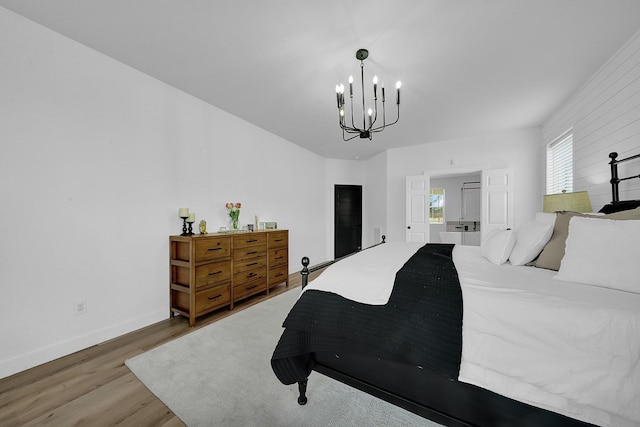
left=170, top=229, right=288, bottom=326
left=186, top=212, right=195, bottom=235
left=226, top=202, right=242, bottom=230
left=178, top=207, right=190, bottom=236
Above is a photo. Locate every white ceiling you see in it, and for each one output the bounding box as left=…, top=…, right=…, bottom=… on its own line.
left=2, top=1, right=640, bottom=160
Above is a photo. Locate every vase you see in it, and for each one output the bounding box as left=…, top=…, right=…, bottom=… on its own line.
left=231, top=217, right=239, bottom=230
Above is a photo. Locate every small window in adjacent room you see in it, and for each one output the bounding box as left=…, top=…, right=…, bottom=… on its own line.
left=429, top=188, right=445, bottom=224
left=547, top=131, right=573, bottom=194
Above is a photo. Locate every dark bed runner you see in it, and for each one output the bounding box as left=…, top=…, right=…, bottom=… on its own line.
left=271, top=243, right=463, bottom=385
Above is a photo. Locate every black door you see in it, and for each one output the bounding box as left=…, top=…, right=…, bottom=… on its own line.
left=334, top=185, right=362, bottom=259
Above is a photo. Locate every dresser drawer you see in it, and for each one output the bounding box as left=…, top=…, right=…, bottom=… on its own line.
left=269, top=265, right=288, bottom=286
left=195, top=284, right=231, bottom=315
left=268, top=231, right=288, bottom=249
left=233, top=266, right=267, bottom=286
left=233, top=233, right=267, bottom=249
left=233, top=279, right=267, bottom=301
left=269, top=248, right=288, bottom=268
left=172, top=283, right=230, bottom=316
left=195, top=260, right=231, bottom=288
left=195, top=237, right=231, bottom=262
left=234, top=257, right=267, bottom=274
left=233, top=246, right=266, bottom=261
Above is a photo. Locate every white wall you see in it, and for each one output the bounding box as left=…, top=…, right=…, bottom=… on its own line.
left=364, top=151, right=388, bottom=247
left=542, top=30, right=640, bottom=209
left=0, top=8, right=328, bottom=378
left=383, top=128, right=542, bottom=242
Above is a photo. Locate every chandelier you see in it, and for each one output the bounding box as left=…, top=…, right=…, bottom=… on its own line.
left=335, top=48, right=401, bottom=141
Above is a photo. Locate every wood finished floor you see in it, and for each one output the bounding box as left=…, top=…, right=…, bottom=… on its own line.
left=0, top=270, right=322, bottom=427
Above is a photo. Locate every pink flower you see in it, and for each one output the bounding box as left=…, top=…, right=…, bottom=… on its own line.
left=235, top=203, right=241, bottom=209
left=225, top=203, right=233, bottom=209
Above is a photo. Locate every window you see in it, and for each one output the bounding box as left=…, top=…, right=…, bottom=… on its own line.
left=547, top=131, right=573, bottom=194
left=429, top=188, right=445, bottom=224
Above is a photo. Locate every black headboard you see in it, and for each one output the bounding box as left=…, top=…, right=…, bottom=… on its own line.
left=599, top=151, right=640, bottom=213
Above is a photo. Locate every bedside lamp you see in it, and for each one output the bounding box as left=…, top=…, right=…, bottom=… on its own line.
left=543, top=191, right=592, bottom=213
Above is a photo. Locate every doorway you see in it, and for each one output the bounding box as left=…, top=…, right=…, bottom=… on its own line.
left=334, top=185, right=362, bottom=259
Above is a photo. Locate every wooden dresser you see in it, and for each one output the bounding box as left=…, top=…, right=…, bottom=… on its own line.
left=169, top=229, right=289, bottom=326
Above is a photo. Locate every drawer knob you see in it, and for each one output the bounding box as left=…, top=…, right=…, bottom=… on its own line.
left=247, top=262, right=258, bottom=266
left=247, top=285, right=258, bottom=290
left=208, top=294, right=222, bottom=301
left=208, top=247, right=222, bottom=251
left=208, top=271, right=222, bottom=276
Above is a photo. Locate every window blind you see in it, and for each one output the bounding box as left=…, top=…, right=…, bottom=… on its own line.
left=547, top=132, right=573, bottom=194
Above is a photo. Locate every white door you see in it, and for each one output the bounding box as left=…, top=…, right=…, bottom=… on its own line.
left=405, top=175, right=430, bottom=242
left=481, top=168, right=514, bottom=240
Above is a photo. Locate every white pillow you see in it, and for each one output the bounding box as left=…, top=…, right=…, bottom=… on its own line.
left=481, top=228, right=516, bottom=265
left=509, top=220, right=554, bottom=266
left=554, top=217, right=640, bottom=293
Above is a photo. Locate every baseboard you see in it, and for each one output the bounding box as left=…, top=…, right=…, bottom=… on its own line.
left=0, top=309, right=168, bottom=379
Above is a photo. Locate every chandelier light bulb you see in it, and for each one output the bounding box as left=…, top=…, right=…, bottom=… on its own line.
left=373, top=75, right=378, bottom=99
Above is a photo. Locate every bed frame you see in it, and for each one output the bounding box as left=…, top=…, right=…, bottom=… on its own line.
left=292, top=151, right=640, bottom=427
left=296, top=254, right=591, bottom=427
left=609, top=151, right=640, bottom=202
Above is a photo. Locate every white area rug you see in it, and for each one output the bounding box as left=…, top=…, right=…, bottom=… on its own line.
left=126, top=289, right=441, bottom=426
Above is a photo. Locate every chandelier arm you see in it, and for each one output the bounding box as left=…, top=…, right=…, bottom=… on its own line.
left=371, top=105, right=399, bottom=132
left=340, top=124, right=361, bottom=134
left=342, top=129, right=360, bottom=141
left=370, top=101, right=387, bottom=133
left=370, top=99, right=379, bottom=130
left=349, top=95, right=357, bottom=130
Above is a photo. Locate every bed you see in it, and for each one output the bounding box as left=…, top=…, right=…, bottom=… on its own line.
left=271, top=152, right=640, bottom=427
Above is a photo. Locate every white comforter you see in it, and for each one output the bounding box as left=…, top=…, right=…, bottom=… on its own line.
left=304, top=243, right=640, bottom=427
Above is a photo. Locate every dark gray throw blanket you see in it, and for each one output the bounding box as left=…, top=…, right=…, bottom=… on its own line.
left=271, top=243, right=463, bottom=385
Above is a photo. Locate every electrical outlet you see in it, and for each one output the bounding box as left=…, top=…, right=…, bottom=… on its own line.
left=73, top=298, right=87, bottom=315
